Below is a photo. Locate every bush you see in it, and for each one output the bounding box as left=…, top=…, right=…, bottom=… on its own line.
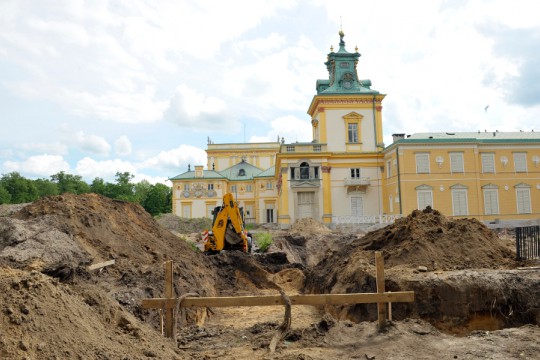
left=255, top=232, right=273, bottom=253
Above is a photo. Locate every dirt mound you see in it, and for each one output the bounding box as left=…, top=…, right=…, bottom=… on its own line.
left=156, top=213, right=212, bottom=234
left=290, top=218, right=331, bottom=235
left=0, top=267, right=182, bottom=359
left=354, top=207, right=516, bottom=270
left=0, top=194, right=216, bottom=327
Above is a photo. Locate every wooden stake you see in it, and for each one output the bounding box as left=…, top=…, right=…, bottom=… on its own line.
left=164, top=261, right=175, bottom=339
left=375, top=251, right=387, bottom=329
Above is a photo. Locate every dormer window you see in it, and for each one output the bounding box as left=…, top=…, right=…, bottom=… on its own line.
left=238, top=169, right=246, bottom=176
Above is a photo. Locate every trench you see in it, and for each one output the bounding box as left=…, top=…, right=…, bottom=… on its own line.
left=305, top=269, right=540, bottom=336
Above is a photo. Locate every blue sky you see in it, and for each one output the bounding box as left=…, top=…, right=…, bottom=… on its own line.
left=1, top=0, right=539, bottom=184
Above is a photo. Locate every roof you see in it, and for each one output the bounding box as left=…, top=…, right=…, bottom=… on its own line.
left=407, top=132, right=540, bottom=140
left=388, top=132, right=540, bottom=148
left=169, top=170, right=225, bottom=180
left=255, top=166, right=275, bottom=178
left=218, top=161, right=264, bottom=181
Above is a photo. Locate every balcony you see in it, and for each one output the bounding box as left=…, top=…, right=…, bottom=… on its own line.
left=344, top=177, right=371, bottom=186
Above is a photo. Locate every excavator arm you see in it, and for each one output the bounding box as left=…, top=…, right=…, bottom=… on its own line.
left=204, top=193, right=251, bottom=253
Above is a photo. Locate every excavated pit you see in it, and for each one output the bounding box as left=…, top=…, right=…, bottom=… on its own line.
left=0, top=196, right=539, bottom=359
left=303, top=208, right=540, bottom=334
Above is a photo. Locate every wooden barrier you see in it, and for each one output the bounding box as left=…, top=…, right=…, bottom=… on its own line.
left=142, top=252, right=414, bottom=339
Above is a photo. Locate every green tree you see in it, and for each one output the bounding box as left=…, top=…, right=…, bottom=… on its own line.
left=134, top=179, right=152, bottom=205
left=33, top=178, right=59, bottom=197
left=90, top=177, right=107, bottom=195
left=0, top=172, right=39, bottom=203
left=143, top=183, right=172, bottom=216
left=0, top=185, right=11, bottom=204
left=109, top=172, right=135, bottom=201
left=50, top=171, right=90, bottom=194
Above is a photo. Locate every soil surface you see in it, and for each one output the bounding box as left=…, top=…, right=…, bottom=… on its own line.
left=1, top=195, right=539, bottom=359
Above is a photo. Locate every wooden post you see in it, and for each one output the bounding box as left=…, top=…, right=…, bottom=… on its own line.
left=164, top=261, right=175, bottom=339
left=375, top=251, right=386, bottom=329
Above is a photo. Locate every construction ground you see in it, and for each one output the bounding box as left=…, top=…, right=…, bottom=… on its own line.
left=1, top=193, right=539, bottom=360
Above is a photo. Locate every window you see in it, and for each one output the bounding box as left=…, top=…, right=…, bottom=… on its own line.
left=451, top=187, right=468, bottom=216
left=231, top=185, right=237, bottom=193
left=415, top=153, right=430, bottom=174
left=238, top=169, right=246, bottom=176
left=514, top=153, right=527, bottom=173
left=481, top=153, right=495, bottom=173
left=291, top=164, right=319, bottom=180
left=313, top=145, right=321, bottom=152
left=286, top=145, right=295, bottom=152
left=416, top=185, right=433, bottom=209
left=300, top=162, right=310, bottom=179
left=266, top=182, right=273, bottom=190
left=183, top=184, right=190, bottom=191
left=386, top=160, right=392, bottom=178
left=348, top=123, right=359, bottom=143
left=351, top=168, right=361, bottom=179
left=516, top=185, right=531, bottom=214
left=207, top=183, right=214, bottom=190
left=246, top=184, right=252, bottom=192
left=450, top=152, right=464, bottom=173
left=483, top=188, right=499, bottom=215
left=389, top=195, right=394, bottom=213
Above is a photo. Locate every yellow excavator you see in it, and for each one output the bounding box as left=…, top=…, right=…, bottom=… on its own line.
left=203, top=193, right=253, bottom=254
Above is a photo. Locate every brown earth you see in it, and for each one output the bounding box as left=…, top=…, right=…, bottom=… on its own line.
left=1, top=195, right=539, bottom=359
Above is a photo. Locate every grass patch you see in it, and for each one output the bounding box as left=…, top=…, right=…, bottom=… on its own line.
left=255, top=232, right=273, bottom=253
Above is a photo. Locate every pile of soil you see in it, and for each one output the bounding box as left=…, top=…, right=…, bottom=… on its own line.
left=0, top=268, right=182, bottom=359
left=156, top=213, right=211, bottom=235
left=289, top=218, right=331, bottom=236
left=0, top=193, right=217, bottom=358
left=346, top=207, right=516, bottom=270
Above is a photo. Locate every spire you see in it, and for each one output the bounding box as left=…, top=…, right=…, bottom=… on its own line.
left=315, top=31, right=379, bottom=95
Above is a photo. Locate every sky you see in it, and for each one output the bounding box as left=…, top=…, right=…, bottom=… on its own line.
left=1, top=0, right=539, bottom=185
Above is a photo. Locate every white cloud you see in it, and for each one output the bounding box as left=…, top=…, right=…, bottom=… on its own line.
left=249, top=115, right=311, bottom=143
left=73, top=131, right=111, bottom=156
left=3, top=154, right=70, bottom=177
left=75, top=157, right=137, bottom=181
left=138, top=145, right=207, bottom=173
left=20, top=142, right=67, bottom=155
left=164, top=84, right=238, bottom=131
left=114, top=136, right=132, bottom=156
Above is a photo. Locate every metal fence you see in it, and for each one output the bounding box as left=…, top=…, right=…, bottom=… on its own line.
left=516, top=225, right=540, bottom=260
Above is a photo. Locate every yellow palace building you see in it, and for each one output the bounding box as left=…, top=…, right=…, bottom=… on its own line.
left=170, top=32, right=540, bottom=228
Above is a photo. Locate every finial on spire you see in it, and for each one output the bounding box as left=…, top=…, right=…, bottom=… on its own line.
left=330, top=45, right=334, bottom=52
left=338, top=29, right=345, bottom=46
left=355, top=46, right=358, bottom=53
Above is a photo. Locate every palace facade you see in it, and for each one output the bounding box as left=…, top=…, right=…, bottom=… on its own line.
left=170, top=32, right=540, bottom=227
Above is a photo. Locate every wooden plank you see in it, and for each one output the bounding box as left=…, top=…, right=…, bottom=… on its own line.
left=375, top=251, right=387, bottom=328
left=142, top=291, right=415, bottom=309
left=87, top=259, right=115, bottom=271
left=164, top=261, right=175, bottom=338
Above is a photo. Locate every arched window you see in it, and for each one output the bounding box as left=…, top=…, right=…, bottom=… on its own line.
left=300, top=162, right=310, bottom=180
left=238, top=169, right=246, bottom=176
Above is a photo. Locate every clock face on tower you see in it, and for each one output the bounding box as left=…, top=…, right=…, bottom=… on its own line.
left=343, top=80, right=352, bottom=89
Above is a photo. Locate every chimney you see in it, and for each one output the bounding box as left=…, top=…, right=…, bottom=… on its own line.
left=194, top=165, right=204, bottom=178
left=392, top=133, right=406, bottom=143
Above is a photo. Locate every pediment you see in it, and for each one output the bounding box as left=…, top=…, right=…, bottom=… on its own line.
left=291, top=181, right=320, bottom=188
left=342, top=112, right=364, bottom=120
